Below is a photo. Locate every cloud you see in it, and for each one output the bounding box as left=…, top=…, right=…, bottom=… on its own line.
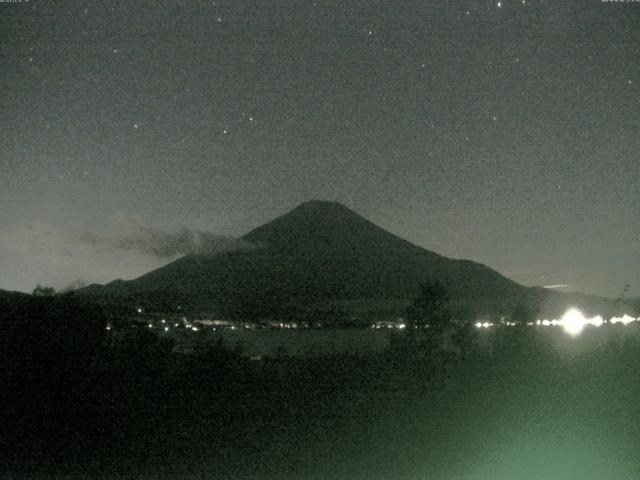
left=6, top=215, right=256, bottom=259
left=100, top=213, right=256, bottom=257
left=60, top=278, right=89, bottom=292
left=111, top=224, right=254, bottom=258
left=0, top=215, right=258, bottom=292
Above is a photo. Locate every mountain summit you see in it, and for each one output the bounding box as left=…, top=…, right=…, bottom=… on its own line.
left=79, top=201, right=562, bottom=320
left=244, top=200, right=375, bottom=245
left=244, top=200, right=437, bottom=259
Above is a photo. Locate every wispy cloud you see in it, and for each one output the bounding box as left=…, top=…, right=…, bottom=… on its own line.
left=0, top=215, right=257, bottom=292
left=105, top=213, right=255, bottom=258
left=5, top=214, right=255, bottom=259
left=543, top=284, right=575, bottom=290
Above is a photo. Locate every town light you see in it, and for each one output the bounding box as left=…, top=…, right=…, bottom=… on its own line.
left=560, top=308, right=589, bottom=336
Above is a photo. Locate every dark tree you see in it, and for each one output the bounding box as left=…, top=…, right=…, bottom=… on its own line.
left=0, top=295, right=110, bottom=463
left=610, top=284, right=633, bottom=318
left=510, top=302, right=539, bottom=326
left=405, top=281, right=451, bottom=332
left=32, top=284, right=56, bottom=296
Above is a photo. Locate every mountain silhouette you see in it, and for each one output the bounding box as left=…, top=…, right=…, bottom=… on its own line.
left=77, top=201, right=612, bottom=320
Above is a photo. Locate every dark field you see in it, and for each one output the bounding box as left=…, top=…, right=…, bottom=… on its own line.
left=3, top=301, right=640, bottom=480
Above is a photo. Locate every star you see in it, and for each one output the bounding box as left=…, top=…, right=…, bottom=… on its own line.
left=133, top=123, right=139, bottom=129
left=497, top=1, right=502, bottom=8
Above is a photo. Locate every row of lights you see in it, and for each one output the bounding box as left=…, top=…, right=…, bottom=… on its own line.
left=371, top=323, right=407, bottom=330
left=474, top=308, right=639, bottom=336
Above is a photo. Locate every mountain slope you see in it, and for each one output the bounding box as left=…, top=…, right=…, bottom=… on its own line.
left=77, top=201, right=597, bottom=320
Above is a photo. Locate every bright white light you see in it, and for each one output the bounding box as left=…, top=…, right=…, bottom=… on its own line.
left=191, top=326, right=199, bottom=332
left=610, top=314, right=636, bottom=326
left=473, top=321, right=493, bottom=329
left=398, top=323, right=406, bottom=330
left=560, top=308, right=588, bottom=336
left=591, top=315, right=604, bottom=327
left=164, top=326, right=169, bottom=332
left=532, top=311, right=606, bottom=335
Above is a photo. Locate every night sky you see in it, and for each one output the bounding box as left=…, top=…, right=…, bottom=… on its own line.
left=1, top=0, right=638, bottom=297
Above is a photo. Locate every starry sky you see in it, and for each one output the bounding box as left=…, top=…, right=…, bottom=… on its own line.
left=1, top=0, right=639, bottom=297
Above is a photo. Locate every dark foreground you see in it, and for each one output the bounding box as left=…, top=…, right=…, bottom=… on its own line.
left=2, top=298, right=640, bottom=479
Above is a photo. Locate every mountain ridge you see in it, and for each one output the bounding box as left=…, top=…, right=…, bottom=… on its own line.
left=76, top=201, right=619, bottom=320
